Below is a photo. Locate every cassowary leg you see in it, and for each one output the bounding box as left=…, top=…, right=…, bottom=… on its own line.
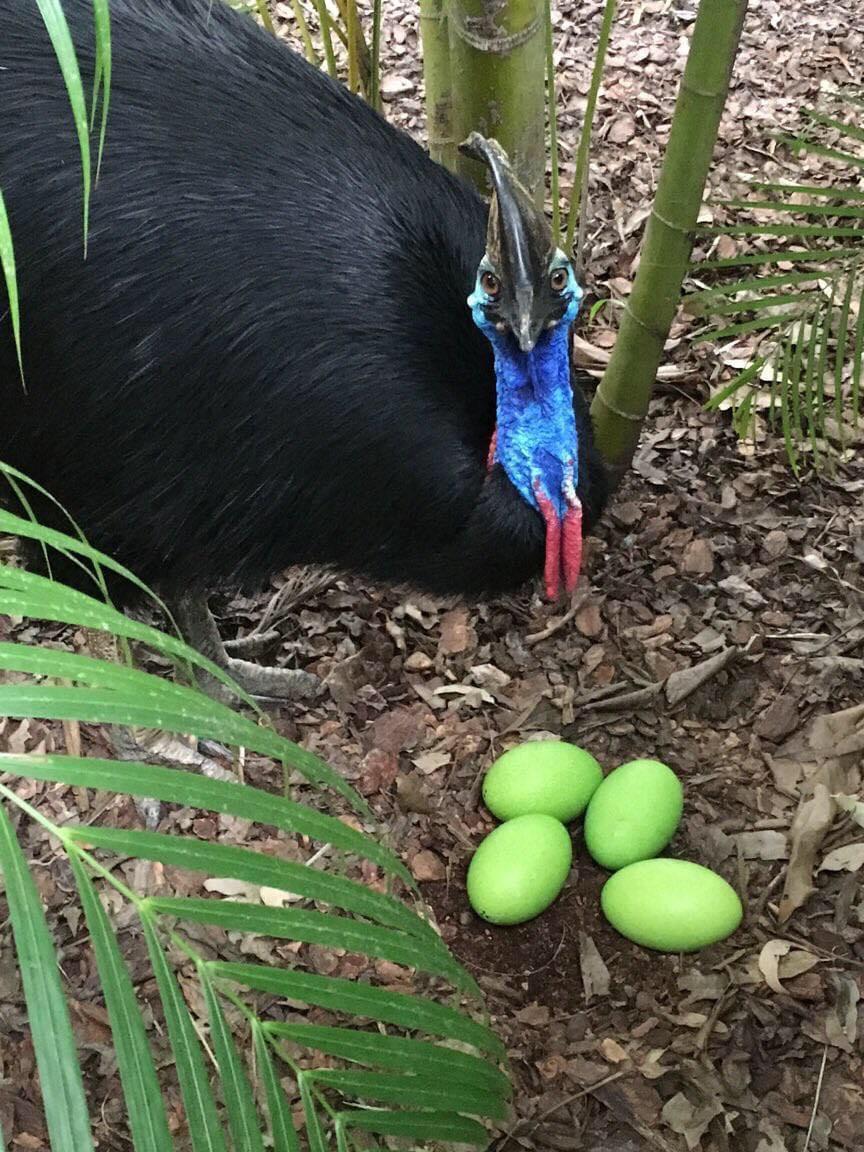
left=170, top=594, right=321, bottom=705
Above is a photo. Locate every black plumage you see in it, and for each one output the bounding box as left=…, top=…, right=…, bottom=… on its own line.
left=0, top=0, right=607, bottom=660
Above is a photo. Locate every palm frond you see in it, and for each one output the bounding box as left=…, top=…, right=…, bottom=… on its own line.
left=0, top=514, right=509, bottom=1150
left=688, top=88, right=864, bottom=470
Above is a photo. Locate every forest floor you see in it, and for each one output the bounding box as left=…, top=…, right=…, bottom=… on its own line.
left=2, top=1, right=864, bottom=1150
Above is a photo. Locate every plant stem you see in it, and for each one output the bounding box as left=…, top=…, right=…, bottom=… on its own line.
left=545, top=0, right=560, bottom=244
left=590, top=0, right=749, bottom=485
left=449, top=0, right=547, bottom=202
left=565, top=0, right=616, bottom=257
left=419, top=0, right=456, bottom=171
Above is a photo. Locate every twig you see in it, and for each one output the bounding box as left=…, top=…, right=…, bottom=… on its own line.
left=803, top=1044, right=829, bottom=1152
left=493, top=1070, right=626, bottom=1151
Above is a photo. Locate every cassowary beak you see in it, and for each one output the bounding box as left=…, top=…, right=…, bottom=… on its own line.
left=459, top=133, right=566, bottom=350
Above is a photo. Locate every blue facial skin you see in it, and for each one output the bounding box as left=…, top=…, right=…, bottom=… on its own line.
left=468, top=259, right=583, bottom=523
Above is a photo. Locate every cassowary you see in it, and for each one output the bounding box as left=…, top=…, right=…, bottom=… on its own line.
left=0, top=0, right=608, bottom=702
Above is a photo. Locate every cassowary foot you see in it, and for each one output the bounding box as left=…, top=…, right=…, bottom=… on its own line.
left=107, top=726, right=235, bottom=828
left=207, top=656, right=321, bottom=705
left=222, top=628, right=281, bottom=658
left=170, top=594, right=321, bottom=706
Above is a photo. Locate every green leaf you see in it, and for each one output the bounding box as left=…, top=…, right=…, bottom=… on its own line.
left=309, top=1067, right=507, bottom=1119
left=717, top=197, right=864, bottom=220
left=0, top=189, right=23, bottom=386
left=34, top=0, right=91, bottom=250
left=0, top=753, right=411, bottom=888
left=212, top=961, right=506, bottom=1059
left=0, top=807, right=95, bottom=1152
left=704, top=357, right=766, bottom=411
left=148, top=898, right=469, bottom=988
left=200, top=970, right=265, bottom=1152
left=91, top=0, right=111, bottom=180
left=265, top=1023, right=509, bottom=1097
left=299, top=1075, right=328, bottom=1152
left=252, top=1024, right=301, bottom=1152
left=335, top=1107, right=489, bottom=1145
left=141, top=920, right=228, bottom=1152
left=852, top=275, right=864, bottom=422
left=70, top=856, right=174, bottom=1152
left=68, top=826, right=434, bottom=942
left=0, top=675, right=362, bottom=812
left=700, top=223, right=862, bottom=239
left=694, top=246, right=861, bottom=271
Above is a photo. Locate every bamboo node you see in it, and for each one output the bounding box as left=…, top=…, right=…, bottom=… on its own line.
left=651, top=208, right=692, bottom=236
left=448, top=11, right=542, bottom=54
left=594, top=389, right=645, bottom=422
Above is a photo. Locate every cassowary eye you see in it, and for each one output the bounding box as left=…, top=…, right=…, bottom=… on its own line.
left=549, top=268, right=569, bottom=294
left=481, top=271, right=501, bottom=299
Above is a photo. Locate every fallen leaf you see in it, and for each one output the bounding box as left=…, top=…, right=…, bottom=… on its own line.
left=395, top=773, right=435, bottom=814
left=758, top=940, right=821, bottom=994
left=819, top=842, right=864, bottom=873
left=469, top=663, right=512, bottom=691
left=598, top=1037, right=630, bottom=1064
left=824, top=974, right=859, bottom=1051
left=778, top=784, right=837, bottom=922
left=661, top=1091, right=724, bottom=1150
left=204, top=878, right=260, bottom=899
left=809, top=702, right=864, bottom=757
left=665, top=647, right=737, bottom=706
left=357, top=748, right=399, bottom=796
left=371, top=708, right=425, bottom=754
left=579, top=932, right=611, bottom=1001
left=575, top=601, right=604, bottom=638
left=756, top=696, right=801, bottom=743
left=834, top=793, right=864, bottom=828
left=438, top=609, right=475, bottom=655
left=734, top=830, right=788, bottom=861
left=515, top=1003, right=551, bottom=1027
left=680, top=538, right=714, bottom=576
left=411, top=750, right=451, bottom=775
left=608, top=114, right=636, bottom=143
left=410, top=849, right=446, bottom=882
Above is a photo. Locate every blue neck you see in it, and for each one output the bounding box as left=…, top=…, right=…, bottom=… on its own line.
left=487, top=323, right=578, bottom=521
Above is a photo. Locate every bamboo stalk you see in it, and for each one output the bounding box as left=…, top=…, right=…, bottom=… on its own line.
left=565, top=0, right=616, bottom=259
left=419, top=0, right=456, bottom=171
left=448, top=0, right=546, bottom=202
left=545, top=0, right=560, bottom=243
left=590, top=0, right=749, bottom=484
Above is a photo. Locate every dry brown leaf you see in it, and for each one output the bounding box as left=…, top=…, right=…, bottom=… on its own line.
left=660, top=1092, right=724, bottom=1150
left=834, top=793, right=864, bottom=828
left=438, top=609, right=475, bottom=655
left=734, top=830, right=788, bottom=861
left=579, top=932, right=611, bottom=1001
left=409, top=849, right=446, bottom=882
left=809, top=702, right=864, bottom=757
left=778, top=783, right=837, bottom=922
left=758, top=940, right=821, bottom=994
left=680, top=538, right=714, bottom=576
left=598, top=1037, right=630, bottom=1064
left=819, top=842, right=864, bottom=873
left=824, top=974, right=860, bottom=1052
left=665, top=647, right=737, bottom=706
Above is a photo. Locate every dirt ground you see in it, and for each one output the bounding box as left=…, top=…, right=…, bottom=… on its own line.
left=2, top=1, right=864, bottom=1150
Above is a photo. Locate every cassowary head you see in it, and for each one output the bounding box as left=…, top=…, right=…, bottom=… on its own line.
left=461, top=133, right=586, bottom=602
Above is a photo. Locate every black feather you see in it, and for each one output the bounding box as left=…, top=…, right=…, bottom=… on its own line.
left=0, top=0, right=607, bottom=603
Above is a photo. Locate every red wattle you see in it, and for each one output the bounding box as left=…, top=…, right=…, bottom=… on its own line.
left=562, top=498, right=583, bottom=595
left=533, top=481, right=562, bottom=601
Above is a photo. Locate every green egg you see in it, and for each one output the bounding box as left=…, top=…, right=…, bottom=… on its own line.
left=467, top=814, right=572, bottom=926
left=584, top=758, right=683, bottom=870
left=601, top=858, right=743, bottom=953
left=482, top=740, right=603, bottom=823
